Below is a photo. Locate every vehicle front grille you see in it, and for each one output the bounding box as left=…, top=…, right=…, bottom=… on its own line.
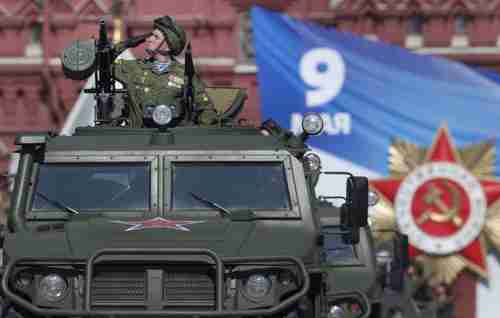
left=163, top=269, right=215, bottom=309
left=90, top=265, right=215, bottom=311
left=91, top=269, right=146, bottom=309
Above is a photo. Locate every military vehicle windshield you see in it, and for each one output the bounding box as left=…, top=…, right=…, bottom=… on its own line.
left=32, top=163, right=150, bottom=211
left=172, top=162, right=291, bottom=210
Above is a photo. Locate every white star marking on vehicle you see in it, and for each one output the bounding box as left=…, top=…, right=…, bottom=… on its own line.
left=110, top=217, right=206, bottom=232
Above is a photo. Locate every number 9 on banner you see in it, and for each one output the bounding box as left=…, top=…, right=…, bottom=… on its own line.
left=299, top=48, right=346, bottom=108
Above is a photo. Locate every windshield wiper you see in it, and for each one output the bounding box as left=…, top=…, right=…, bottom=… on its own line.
left=189, top=192, right=232, bottom=218
left=35, top=191, right=80, bottom=215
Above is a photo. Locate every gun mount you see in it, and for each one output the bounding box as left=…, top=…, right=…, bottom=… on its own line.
left=62, top=20, right=126, bottom=124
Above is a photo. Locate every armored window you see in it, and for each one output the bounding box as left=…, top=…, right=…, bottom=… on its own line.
left=31, top=163, right=150, bottom=211
left=171, top=162, right=291, bottom=211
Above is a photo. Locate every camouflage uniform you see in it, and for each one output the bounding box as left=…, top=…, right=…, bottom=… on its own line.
left=113, top=58, right=215, bottom=128
left=113, top=16, right=217, bottom=128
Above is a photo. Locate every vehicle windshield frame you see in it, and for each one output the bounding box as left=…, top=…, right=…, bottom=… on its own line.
left=163, top=151, right=301, bottom=219
left=26, top=154, right=159, bottom=219
left=25, top=150, right=304, bottom=220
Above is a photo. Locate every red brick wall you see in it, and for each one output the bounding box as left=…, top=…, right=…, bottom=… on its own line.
left=2, top=0, right=500, bottom=173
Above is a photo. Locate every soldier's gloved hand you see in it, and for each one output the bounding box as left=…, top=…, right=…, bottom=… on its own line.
left=123, top=33, right=152, bottom=48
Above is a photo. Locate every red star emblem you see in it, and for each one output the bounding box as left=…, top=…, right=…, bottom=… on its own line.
left=111, top=217, right=206, bottom=232
left=370, top=126, right=500, bottom=283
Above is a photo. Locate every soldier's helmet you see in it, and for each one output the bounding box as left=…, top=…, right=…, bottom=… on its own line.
left=153, top=16, right=187, bottom=56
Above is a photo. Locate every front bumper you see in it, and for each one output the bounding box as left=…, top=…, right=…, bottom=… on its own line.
left=2, top=248, right=310, bottom=317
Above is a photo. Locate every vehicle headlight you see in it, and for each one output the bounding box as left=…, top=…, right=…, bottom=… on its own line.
left=152, top=104, right=173, bottom=126
left=302, top=113, right=324, bottom=135
left=39, top=274, right=68, bottom=302
left=244, top=274, right=271, bottom=299
left=303, top=152, right=322, bottom=172
left=329, top=305, right=347, bottom=318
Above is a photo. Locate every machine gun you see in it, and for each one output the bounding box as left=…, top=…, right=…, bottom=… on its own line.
left=61, top=20, right=150, bottom=126
left=83, top=20, right=127, bottom=124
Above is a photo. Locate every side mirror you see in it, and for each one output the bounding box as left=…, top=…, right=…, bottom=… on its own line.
left=340, top=176, right=369, bottom=244
left=346, top=176, right=368, bottom=227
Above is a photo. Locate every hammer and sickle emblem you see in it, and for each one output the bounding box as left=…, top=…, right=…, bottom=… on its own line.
left=416, top=181, right=463, bottom=227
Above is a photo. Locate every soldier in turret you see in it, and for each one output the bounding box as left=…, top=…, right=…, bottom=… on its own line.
left=111, top=16, right=217, bottom=128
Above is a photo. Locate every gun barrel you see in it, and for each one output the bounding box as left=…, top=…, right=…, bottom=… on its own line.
left=185, top=43, right=194, bottom=77
left=94, top=19, right=114, bottom=121
left=184, top=43, right=195, bottom=121
left=98, top=20, right=108, bottom=49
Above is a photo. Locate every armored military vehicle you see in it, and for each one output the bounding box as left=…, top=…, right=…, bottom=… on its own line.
left=0, top=21, right=409, bottom=318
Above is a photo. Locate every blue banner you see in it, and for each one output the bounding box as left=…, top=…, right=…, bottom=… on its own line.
left=251, top=6, right=500, bottom=175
